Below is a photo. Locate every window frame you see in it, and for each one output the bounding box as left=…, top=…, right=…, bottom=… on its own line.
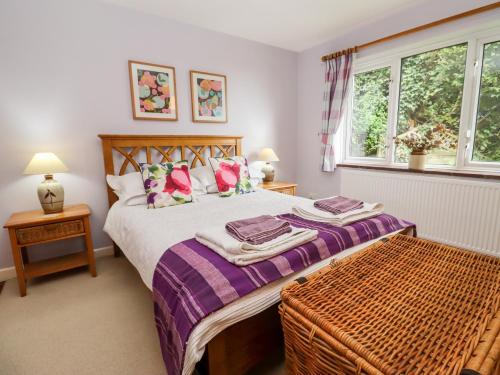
left=344, top=61, right=395, bottom=166
left=464, top=35, right=500, bottom=170
left=341, top=23, right=500, bottom=173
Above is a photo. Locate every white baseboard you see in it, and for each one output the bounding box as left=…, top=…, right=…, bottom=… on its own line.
left=94, top=245, right=114, bottom=258
left=0, top=266, right=16, bottom=282
left=0, top=245, right=114, bottom=282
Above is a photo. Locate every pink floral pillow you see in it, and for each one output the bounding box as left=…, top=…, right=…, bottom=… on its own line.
left=140, top=161, right=194, bottom=208
left=208, top=156, right=252, bottom=197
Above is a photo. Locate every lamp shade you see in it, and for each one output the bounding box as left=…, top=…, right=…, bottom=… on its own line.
left=258, top=148, right=279, bottom=162
left=24, top=152, right=68, bottom=175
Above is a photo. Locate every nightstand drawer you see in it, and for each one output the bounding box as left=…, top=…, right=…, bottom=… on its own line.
left=278, top=187, right=296, bottom=196
left=16, top=219, right=84, bottom=245
left=259, top=182, right=297, bottom=196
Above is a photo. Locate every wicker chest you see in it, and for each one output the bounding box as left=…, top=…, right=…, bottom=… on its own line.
left=280, top=235, right=500, bottom=375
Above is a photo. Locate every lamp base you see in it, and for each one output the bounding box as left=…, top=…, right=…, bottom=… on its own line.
left=261, top=163, right=275, bottom=182
left=38, top=174, right=64, bottom=214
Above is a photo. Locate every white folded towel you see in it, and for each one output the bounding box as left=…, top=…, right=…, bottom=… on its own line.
left=292, top=198, right=384, bottom=226
left=195, top=226, right=318, bottom=266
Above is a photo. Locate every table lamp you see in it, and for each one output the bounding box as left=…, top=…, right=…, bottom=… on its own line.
left=24, top=152, right=68, bottom=214
left=258, top=148, right=279, bottom=182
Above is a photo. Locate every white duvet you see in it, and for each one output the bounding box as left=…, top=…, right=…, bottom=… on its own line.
left=103, top=189, right=404, bottom=375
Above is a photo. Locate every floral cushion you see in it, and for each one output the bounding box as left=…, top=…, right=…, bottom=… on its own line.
left=140, top=161, right=194, bottom=208
left=208, top=156, right=253, bottom=197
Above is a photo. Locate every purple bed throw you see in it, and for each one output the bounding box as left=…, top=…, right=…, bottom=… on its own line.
left=153, top=213, right=414, bottom=375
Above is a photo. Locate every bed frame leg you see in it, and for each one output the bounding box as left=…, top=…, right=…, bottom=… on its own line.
left=113, top=242, right=121, bottom=257
left=197, top=303, right=284, bottom=375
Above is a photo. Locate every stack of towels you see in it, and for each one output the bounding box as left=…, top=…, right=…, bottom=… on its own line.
left=293, top=196, right=383, bottom=226
left=196, top=215, right=318, bottom=265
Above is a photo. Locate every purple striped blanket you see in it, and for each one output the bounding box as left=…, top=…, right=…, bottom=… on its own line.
left=153, top=213, right=414, bottom=375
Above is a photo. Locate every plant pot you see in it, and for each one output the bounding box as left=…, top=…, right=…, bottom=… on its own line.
left=408, top=151, right=426, bottom=171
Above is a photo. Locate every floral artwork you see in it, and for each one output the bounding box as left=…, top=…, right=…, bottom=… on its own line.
left=140, top=161, right=193, bottom=208
left=190, top=71, right=227, bottom=123
left=208, top=156, right=252, bottom=197
left=129, top=61, right=178, bottom=121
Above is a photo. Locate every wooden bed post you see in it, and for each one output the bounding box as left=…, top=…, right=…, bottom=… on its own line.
left=235, top=137, right=242, bottom=157
left=100, top=136, right=121, bottom=257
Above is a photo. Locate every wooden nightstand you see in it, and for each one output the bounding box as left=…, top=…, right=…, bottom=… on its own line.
left=258, top=181, right=297, bottom=196
left=3, top=204, right=97, bottom=297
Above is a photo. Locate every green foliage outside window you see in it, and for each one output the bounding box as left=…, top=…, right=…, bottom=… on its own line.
left=473, top=40, right=500, bottom=162
left=351, top=67, right=390, bottom=158
left=396, top=43, right=467, bottom=165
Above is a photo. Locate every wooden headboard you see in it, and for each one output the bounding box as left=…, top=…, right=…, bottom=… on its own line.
left=98, top=134, right=243, bottom=207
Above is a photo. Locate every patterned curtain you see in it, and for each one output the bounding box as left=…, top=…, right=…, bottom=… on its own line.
left=320, top=51, right=355, bottom=172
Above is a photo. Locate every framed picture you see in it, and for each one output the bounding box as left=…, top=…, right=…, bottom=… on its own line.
left=128, top=60, right=178, bottom=121
left=190, top=70, right=227, bottom=123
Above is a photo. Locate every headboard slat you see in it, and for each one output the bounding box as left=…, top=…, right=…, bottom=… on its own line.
left=99, top=134, right=243, bottom=207
left=116, top=146, right=142, bottom=175
left=187, top=146, right=208, bottom=168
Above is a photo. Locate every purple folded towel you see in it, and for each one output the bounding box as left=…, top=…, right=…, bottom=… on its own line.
left=313, top=196, right=363, bottom=215
left=225, top=215, right=292, bottom=245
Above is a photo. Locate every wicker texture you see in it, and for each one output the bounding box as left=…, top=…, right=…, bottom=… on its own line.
left=280, top=235, right=500, bottom=375
left=16, top=219, right=84, bottom=245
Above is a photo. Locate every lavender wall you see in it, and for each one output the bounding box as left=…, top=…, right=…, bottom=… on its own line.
left=0, top=0, right=297, bottom=269
left=296, top=0, right=500, bottom=198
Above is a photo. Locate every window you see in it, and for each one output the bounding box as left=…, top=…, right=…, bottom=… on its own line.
left=396, top=43, right=467, bottom=166
left=349, top=67, right=390, bottom=159
left=472, top=40, right=500, bottom=163
left=344, top=27, right=500, bottom=172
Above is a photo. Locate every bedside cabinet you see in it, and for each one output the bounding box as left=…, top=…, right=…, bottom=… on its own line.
left=3, top=204, right=97, bottom=297
left=258, top=181, right=297, bottom=196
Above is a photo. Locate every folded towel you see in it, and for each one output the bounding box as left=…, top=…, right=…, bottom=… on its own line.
left=226, top=215, right=292, bottom=245
left=195, top=226, right=318, bottom=266
left=314, top=196, right=363, bottom=214
left=293, top=198, right=384, bottom=226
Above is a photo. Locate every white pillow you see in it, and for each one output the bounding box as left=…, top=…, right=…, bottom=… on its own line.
left=190, top=175, right=206, bottom=195
left=206, top=183, right=219, bottom=194
left=249, top=178, right=260, bottom=188
left=249, top=166, right=265, bottom=179
left=106, top=172, right=147, bottom=206
left=190, top=165, right=218, bottom=194
left=248, top=165, right=264, bottom=188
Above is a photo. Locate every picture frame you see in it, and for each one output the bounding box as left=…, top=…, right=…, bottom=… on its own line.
left=128, top=60, right=178, bottom=121
left=190, top=70, right=227, bottom=123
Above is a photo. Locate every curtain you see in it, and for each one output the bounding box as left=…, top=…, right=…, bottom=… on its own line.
left=320, top=52, right=354, bottom=172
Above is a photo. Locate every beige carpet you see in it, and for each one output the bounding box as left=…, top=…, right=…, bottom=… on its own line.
left=0, top=256, right=285, bottom=375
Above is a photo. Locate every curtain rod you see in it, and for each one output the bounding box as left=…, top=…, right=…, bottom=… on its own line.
left=321, top=2, right=500, bottom=62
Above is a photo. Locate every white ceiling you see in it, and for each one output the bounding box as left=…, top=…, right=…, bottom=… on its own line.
left=101, top=0, right=430, bottom=51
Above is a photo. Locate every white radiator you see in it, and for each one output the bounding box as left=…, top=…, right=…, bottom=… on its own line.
left=339, top=169, right=500, bottom=257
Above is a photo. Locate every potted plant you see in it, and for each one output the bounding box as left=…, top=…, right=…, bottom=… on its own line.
left=394, top=122, right=457, bottom=171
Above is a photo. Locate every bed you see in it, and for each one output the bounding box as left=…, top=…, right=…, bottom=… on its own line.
left=98, top=134, right=414, bottom=375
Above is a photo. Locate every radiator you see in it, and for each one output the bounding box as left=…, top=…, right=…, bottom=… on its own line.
left=339, top=169, right=500, bottom=257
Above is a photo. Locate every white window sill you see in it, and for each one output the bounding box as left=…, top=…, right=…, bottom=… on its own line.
left=338, top=163, right=500, bottom=181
